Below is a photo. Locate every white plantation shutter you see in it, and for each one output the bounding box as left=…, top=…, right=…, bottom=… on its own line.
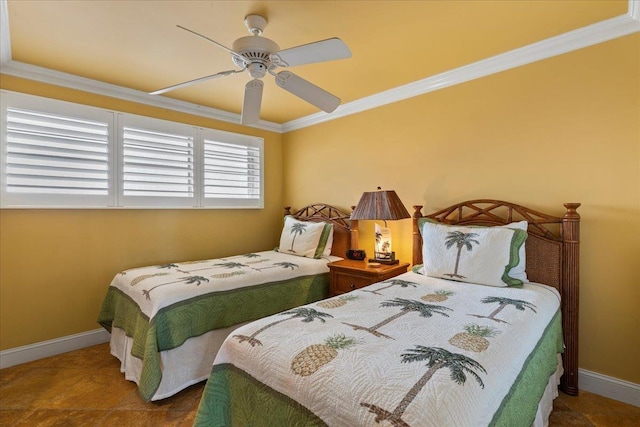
left=1, top=91, right=264, bottom=209
left=202, top=135, right=263, bottom=208
left=122, top=128, right=194, bottom=197
left=119, top=115, right=195, bottom=207
left=1, top=95, right=113, bottom=207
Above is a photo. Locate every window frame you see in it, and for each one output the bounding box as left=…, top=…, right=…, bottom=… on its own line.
left=0, top=90, right=264, bottom=209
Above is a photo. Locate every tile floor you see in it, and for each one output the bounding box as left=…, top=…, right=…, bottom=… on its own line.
left=0, top=343, right=638, bottom=426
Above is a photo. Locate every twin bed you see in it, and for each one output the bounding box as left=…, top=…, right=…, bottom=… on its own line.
left=97, top=203, right=354, bottom=401
left=191, top=199, right=580, bottom=426
left=98, top=199, right=580, bottom=426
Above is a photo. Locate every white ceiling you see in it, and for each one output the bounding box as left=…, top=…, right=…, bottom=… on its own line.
left=1, top=1, right=637, bottom=131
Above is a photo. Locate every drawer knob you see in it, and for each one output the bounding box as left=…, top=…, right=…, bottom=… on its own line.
left=350, top=283, right=355, bottom=290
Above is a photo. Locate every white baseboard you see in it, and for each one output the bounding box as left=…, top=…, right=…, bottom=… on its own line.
left=1, top=330, right=638, bottom=408
left=579, top=368, right=640, bottom=407
left=0, top=328, right=110, bottom=369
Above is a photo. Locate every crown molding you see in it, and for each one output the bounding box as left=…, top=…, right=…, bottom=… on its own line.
left=0, top=60, right=283, bottom=133
left=1, top=0, right=639, bottom=134
left=282, top=8, right=640, bottom=132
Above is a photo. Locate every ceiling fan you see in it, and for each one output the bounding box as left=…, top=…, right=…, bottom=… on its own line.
left=149, top=14, right=352, bottom=125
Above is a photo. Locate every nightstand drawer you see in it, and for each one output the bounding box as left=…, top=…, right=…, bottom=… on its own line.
left=327, top=259, right=410, bottom=296
left=333, top=273, right=372, bottom=294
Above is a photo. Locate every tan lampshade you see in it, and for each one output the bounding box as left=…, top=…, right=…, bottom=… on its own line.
left=351, top=188, right=410, bottom=221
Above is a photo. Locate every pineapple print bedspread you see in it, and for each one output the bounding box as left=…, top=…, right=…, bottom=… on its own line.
left=97, top=250, right=337, bottom=401
left=194, top=271, right=563, bottom=427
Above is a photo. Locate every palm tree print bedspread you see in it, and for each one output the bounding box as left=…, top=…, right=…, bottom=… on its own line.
left=97, top=250, right=336, bottom=401
left=194, top=270, right=563, bottom=426
left=99, top=250, right=335, bottom=322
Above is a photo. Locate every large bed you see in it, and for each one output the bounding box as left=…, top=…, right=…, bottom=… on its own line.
left=193, top=199, right=580, bottom=426
left=97, top=203, right=354, bottom=401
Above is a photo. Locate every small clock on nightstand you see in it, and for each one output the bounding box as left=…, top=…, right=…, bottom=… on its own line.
left=327, top=259, right=410, bottom=297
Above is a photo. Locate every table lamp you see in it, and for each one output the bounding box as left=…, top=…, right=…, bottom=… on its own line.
left=350, top=187, right=410, bottom=264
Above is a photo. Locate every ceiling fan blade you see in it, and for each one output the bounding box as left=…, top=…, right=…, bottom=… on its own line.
left=270, top=38, right=351, bottom=67
left=274, top=71, right=340, bottom=113
left=149, top=69, right=242, bottom=96
left=176, top=25, right=247, bottom=65
left=241, top=79, right=264, bottom=125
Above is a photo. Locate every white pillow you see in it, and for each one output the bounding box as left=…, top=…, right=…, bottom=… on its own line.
left=278, top=216, right=333, bottom=259
left=421, top=221, right=527, bottom=287
left=418, top=218, right=528, bottom=282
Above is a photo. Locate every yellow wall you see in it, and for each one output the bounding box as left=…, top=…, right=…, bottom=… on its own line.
left=283, top=34, right=640, bottom=383
left=0, top=75, right=284, bottom=349
left=1, top=32, right=638, bottom=386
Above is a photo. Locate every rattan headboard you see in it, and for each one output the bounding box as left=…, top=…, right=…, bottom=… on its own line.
left=284, top=203, right=354, bottom=257
left=412, top=199, right=580, bottom=396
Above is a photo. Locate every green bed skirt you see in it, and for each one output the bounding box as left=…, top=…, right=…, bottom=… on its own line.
left=97, top=273, right=329, bottom=401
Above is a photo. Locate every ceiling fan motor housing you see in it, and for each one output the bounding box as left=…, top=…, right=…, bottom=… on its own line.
left=232, top=35, right=280, bottom=77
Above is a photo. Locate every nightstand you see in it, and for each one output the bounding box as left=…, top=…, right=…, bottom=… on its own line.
left=327, top=259, right=410, bottom=296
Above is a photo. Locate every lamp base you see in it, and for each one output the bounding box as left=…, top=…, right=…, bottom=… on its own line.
left=370, top=251, right=399, bottom=265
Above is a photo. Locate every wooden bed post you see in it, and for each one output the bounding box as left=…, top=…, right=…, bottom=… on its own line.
left=561, top=203, right=580, bottom=396
left=412, top=206, right=423, bottom=266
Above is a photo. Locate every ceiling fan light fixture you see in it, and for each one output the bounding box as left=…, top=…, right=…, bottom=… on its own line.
left=247, top=63, right=267, bottom=79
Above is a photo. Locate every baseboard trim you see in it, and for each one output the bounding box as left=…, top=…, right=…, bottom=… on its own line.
left=0, top=328, right=110, bottom=369
left=1, top=330, right=638, bottom=408
left=579, top=368, right=640, bottom=407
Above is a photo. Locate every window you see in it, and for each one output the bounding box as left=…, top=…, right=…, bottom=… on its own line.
left=1, top=94, right=114, bottom=207
left=0, top=91, right=264, bottom=209
left=118, top=114, right=196, bottom=207
left=202, top=129, right=263, bottom=208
